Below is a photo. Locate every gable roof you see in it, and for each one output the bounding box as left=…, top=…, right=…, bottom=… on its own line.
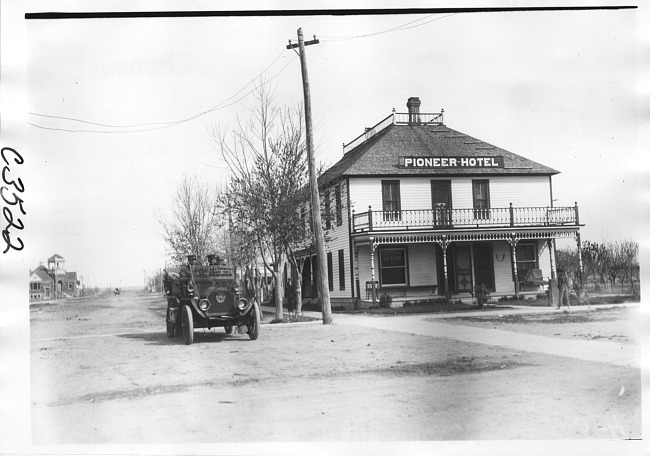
left=30, top=268, right=52, bottom=282
left=48, top=253, right=64, bottom=262
left=319, top=122, right=558, bottom=185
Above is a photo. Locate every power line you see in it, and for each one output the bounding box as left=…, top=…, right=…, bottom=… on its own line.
left=320, top=13, right=458, bottom=41
left=28, top=50, right=296, bottom=133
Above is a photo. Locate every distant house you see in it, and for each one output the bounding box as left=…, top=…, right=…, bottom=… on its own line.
left=296, top=97, right=584, bottom=308
left=29, top=265, right=53, bottom=301
left=29, top=254, right=79, bottom=301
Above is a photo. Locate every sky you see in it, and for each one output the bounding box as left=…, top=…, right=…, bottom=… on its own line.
left=6, top=0, right=647, bottom=289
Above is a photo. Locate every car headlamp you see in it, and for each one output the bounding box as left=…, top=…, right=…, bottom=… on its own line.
left=199, top=299, right=210, bottom=311
left=237, top=299, right=247, bottom=311
left=187, top=281, right=195, bottom=293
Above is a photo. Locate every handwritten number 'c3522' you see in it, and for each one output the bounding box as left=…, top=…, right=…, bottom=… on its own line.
left=2, top=147, right=25, bottom=254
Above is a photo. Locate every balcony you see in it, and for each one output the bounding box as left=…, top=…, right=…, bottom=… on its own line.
left=352, top=204, right=580, bottom=233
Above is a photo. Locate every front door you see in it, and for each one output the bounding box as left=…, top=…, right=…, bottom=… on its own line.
left=454, top=245, right=473, bottom=293
left=431, top=180, right=452, bottom=226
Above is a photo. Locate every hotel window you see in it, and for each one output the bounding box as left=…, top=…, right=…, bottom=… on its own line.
left=472, top=180, right=490, bottom=219
left=379, top=247, right=408, bottom=286
left=300, top=205, right=306, bottom=235
left=338, top=249, right=345, bottom=290
left=516, top=243, right=537, bottom=282
left=381, top=180, right=401, bottom=221
left=324, top=191, right=332, bottom=230
left=335, top=184, right=343, bottom=226
left=327, top=252, right=334, bottom=291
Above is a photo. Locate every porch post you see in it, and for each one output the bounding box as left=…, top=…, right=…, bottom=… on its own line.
left=576, top=231, right=584, bottom=298
left=511, top=233, right=520, bottom=295
left=369, top=236, right=377, bottom=305
left=354, top=244, right=360, bottom=300
left=442, top=235, right=449, bottom=297
left=549, top=238, right=559, bottom=306
left=549, top=239, right=556, bottom=280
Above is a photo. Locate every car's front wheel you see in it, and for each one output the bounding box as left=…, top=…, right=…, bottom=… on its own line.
left=247, top=300, right=260, bottom=340
left=182, top=305, right=194, bottom=345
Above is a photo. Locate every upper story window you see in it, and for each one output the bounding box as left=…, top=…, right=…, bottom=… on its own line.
left=324, top=190, right=332, bottom=230
left=472, top=180, right=490, bottom=219
left=335, top=184, right=343, bottom=226
left=381, top=180, right=401, bottom=221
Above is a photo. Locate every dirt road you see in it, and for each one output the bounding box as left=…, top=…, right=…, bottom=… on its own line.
left=30, top=290, right=641, bottom=444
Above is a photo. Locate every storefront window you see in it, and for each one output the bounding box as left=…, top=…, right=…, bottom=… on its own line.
left=379, top=247, right=407, bottom=286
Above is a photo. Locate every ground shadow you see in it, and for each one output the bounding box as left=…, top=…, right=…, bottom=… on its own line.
left=118, top=329, right=253, bottom=346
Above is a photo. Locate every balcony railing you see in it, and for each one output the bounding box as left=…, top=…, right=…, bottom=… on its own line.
left=343, top=111, right=444, bottom=154
left=352, top=203, right=580, bottom=233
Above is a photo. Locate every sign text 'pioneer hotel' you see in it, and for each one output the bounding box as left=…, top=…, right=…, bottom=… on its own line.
left=399, top=156, right=504, bottom=169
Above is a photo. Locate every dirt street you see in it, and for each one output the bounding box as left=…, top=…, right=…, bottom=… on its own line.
left=30, top=290, right=641, bottom=444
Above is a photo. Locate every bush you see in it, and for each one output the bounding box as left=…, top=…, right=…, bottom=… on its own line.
left=379, top=292, right=393, bottom=309
left=475, top=284, right=491, bottom=308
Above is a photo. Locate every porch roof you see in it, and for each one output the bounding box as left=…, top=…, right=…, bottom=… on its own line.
left=352, top=225, right=581, bottom=246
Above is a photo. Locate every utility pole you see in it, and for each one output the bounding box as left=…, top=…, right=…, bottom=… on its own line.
left=287, top=28, right=332, bottom=324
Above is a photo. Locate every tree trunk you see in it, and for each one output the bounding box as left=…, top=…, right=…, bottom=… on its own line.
left=273, top=270, right=284, bottom=320
left=294, top=267, right=303, bottom=315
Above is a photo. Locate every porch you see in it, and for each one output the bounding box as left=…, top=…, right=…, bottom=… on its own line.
left=352, top=227, right=582, bottom=308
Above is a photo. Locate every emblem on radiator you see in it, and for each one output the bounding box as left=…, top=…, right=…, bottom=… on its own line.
left=215, top=293, right=227, bottom=303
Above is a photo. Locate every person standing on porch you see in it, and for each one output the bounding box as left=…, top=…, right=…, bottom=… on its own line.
left=556, top=268, right=570, bottom=310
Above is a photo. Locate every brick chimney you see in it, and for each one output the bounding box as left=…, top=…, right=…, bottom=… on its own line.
left=407, top=97, right=421, bottom=124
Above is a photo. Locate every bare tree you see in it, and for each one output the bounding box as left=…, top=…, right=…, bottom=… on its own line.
left=212, top=81, right=311, bottom=320
left=157, top=175, right=224, bottom=265
left=609, top=240, right=639, bottom=294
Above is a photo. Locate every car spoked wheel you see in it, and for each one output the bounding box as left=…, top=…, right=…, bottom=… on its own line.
left=182, top=305, right=194, bottom=345
left=247, top=300, right=260, bottom=340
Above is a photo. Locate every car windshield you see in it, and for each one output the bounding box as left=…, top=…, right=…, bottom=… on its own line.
left=191, top=264, right=234, bottom=281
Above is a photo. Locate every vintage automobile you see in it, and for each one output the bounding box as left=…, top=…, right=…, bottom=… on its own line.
left=163, top=255, right=260, bottom=345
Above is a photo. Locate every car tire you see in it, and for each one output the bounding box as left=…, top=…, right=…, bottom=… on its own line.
left=224, top=325, right=233, bottom=334
left=182, top=305, right=194, bottom=345
left=248, top=300, right=260, bottom=341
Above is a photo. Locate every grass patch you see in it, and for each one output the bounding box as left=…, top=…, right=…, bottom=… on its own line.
left=337, top=300, right=503, bottom=316
left=446, top=306, right=633, bottom=325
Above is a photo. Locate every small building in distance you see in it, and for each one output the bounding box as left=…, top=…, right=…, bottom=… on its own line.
left=29, top=253, right=79, bottom=301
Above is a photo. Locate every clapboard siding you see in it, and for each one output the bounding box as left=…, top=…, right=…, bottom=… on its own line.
left=493, top=241, right=515, bottom=293
left=321, top=180, right=351, bottom=299
left=349, top=175, right=551, bottom=211
left=407, top=243, right=437, bottom=286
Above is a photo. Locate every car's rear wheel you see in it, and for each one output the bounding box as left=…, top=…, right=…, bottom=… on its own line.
left=224, top=325, right=233, bottom=334
left=182, top=305, right=194, bottom=345
left=247, top=300, right=260, bottom=340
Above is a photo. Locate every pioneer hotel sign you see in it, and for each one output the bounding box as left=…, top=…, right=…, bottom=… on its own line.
left=399, top=156, right=504, bottom=169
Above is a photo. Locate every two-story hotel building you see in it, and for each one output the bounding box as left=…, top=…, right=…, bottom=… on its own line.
left=298, top=97, right=583, bottom=308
